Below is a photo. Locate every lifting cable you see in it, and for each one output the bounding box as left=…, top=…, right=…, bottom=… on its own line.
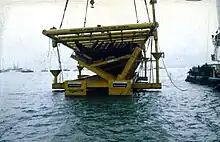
left=47, top=38, right=51, bottom=58
left=133, top=0, right=139, bottom=23
left=84, top=0, right=89, bottom=27
left=56, top=0, right=70, bottom=82
left=60, top=0, right=69, bottom=29
left=47, top=38, right=51, bottom=69
left=138, top=38, right=151, bottom=75
left=138, top=1, right=186, bottom=91
left=139, top=0, right=151, bottom=78
left=56, top=45, right=63, bottom=82
left=144, top=0, right=151, bottom=22
left=145, top=37, right=151, bottom=53
left=159, top=46, right=188, bottom=91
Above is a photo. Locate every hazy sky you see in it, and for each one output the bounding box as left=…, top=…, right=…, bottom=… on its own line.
left=0, top=0, right=218, bottom=69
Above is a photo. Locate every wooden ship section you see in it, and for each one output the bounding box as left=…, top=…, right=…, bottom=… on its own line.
left=42, top=0, right=164, bottom=96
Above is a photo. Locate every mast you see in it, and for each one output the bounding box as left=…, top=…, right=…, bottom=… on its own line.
left=211, top=0, right=220, bottom=62
left=216, top=0, right=220, bottom=28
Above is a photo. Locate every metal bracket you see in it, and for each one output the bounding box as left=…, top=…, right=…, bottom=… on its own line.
left=151, top=52, right=164, bottom=59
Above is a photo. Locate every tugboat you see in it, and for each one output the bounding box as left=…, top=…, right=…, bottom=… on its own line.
left=185, top=63, right=220, bottom=86
left=186, top=0, right=220, bottom=88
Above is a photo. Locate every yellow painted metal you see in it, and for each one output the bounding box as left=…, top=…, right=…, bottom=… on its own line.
left=52, top=40, right=57, bottom=48
left=67, top=39, right=147, bottom=49
left=42, top=23, right=155, bottom=36
left=153, top=31, right=160, bottom=84
left=64, top=80, right=87, bottom=96
left=151, top=52, right=163, bottom=60
left=42, top=0, right=163, bottom=96
left=51, top=80, right=162, bottom=90
left=58, top=29, right=150, bottom=38
left=108, top=80, right=133, bottom=96
left=71, top=55, right=116, bottom=80
left=58, top=30, right=151, bottom=41
left=91, top=54, right=131, bottom=67
left=59, top=33, right=148, bottom=42
left=75, top=39, right=146, bottom=44
left=133, top=83, right=161, bottom=89
left=150, top=0, right=160, bottom=84
left=77, top=65, right=84, bottom=79
left=103, top=61, right=127, bottom=72
left=52, top=83, right=64, bottom=89
left=50, top=70, right=61, bottom=77
left=85, top=76, right=108, bottom=88
left=117, top=47, right=142, bottom=80
left=50, top=70, right=61, bottom=83
left=150, top=0, right=157, bottom=24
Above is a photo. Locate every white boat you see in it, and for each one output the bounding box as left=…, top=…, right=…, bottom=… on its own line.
left=211, top=0, right=220, bottom=62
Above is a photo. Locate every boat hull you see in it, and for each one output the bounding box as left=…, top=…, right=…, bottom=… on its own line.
left=185, top=75, right=220, bottom=86
left=21, top=70, right=34, bottom=73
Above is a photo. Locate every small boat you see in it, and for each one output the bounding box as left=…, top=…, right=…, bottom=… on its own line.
left=63, top=69, right=70, bottom=71
left=14, top=68, right=23, bottom=72
left=21, top=69, right=34, bottom=73
left=186, top=0, right=220, bottom=89
left=41, top=69, right=48, bottom=72
left=0, top=69, right=8, bottom=73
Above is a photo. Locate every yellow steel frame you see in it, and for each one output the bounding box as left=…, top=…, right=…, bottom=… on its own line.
left=42, top=23, right=155, bottom=36
left=43, top=0, right=163, bottom=96
left=117, top=47, right=142, bottom=80
left=71, top=55, right=116, bottom=81
left=90, top=55, right=131, bottom=67
left=51, top=78, right=162, bottom=90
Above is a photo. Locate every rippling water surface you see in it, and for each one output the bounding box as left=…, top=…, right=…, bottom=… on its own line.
left=0, top=68, right=220, bottom=141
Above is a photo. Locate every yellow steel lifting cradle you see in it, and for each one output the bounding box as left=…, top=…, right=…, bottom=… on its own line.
left=42, top=0, right=164, bottom=96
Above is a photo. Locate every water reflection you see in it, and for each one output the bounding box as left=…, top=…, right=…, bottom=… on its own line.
left=49, top=91, right=171, bottom=141
left=0, top=69, right=220, bottom=141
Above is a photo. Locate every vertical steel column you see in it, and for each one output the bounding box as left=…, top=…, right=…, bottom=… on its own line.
left=150, top=0, right=159, bottom=83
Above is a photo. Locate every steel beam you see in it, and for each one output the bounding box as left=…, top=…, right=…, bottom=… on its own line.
left=42, top=23, right=155, bottom=36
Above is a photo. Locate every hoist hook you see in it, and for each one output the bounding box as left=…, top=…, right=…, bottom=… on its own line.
left=90, top=0, right=95, bottom=8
